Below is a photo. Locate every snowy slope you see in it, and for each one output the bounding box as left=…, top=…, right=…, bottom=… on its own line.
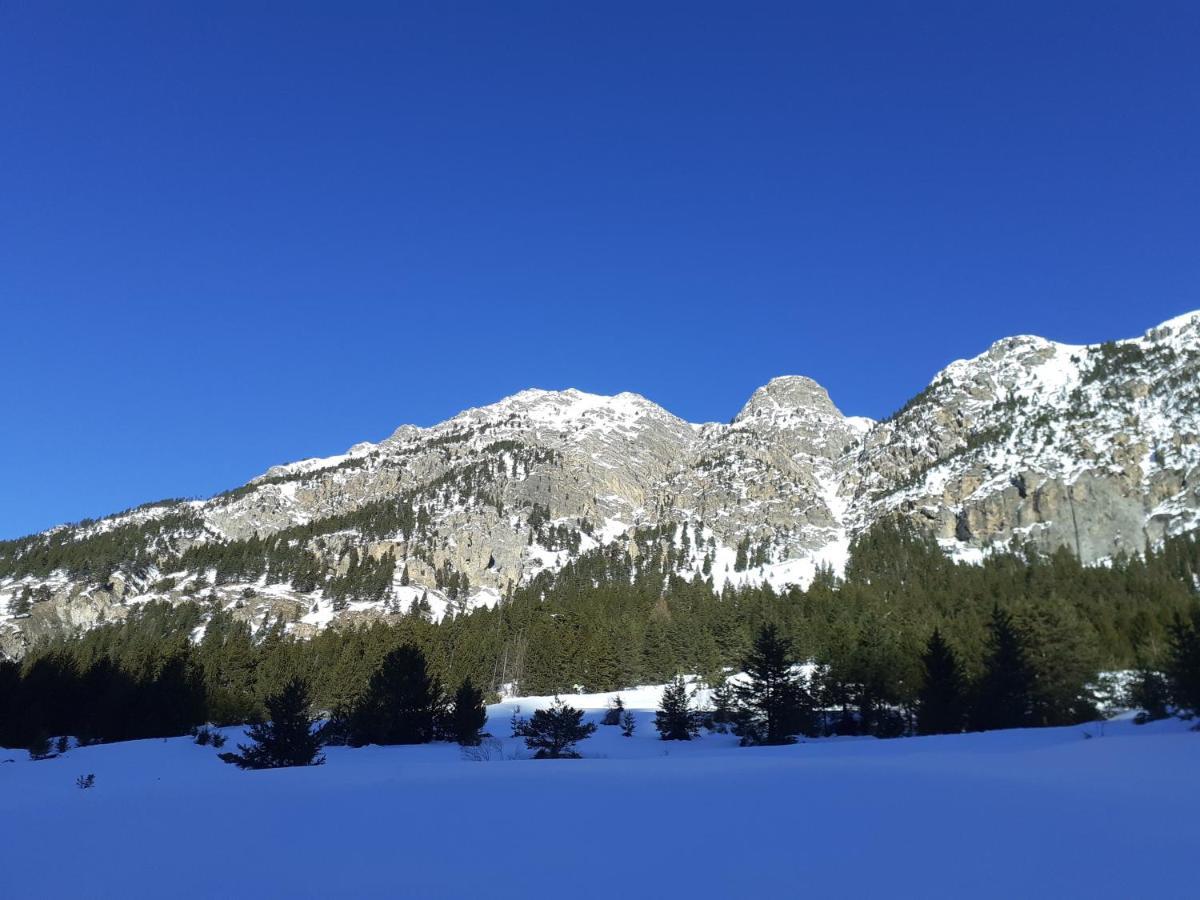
left=1, top=690, right=1196, bottom=899
left=3, top=311, right=1199, bottom=651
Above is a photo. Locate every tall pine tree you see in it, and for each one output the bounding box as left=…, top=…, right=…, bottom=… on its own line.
left=733, top=623, right=813, bottom=745
left=349, top=645, right=442, bottom=745
left=449, top=677, right=487, bottom=746
left=916, top=628, right=965, bottom=735
left=970, top=606, right=1034, bottom=732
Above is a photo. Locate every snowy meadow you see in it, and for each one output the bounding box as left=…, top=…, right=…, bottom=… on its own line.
left=2, top=687, right=1196, bottom=899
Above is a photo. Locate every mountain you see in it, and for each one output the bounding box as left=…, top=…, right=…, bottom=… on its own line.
left=3, top=311, right=1198, bottom=655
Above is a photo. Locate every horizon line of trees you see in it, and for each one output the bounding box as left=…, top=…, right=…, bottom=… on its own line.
left=3, top=523, right=1199, bottom=753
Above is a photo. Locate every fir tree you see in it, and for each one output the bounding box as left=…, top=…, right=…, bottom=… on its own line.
left=27, top=731, right=54, bottom=761
left=10, top=586, right=32, bottom=618
left=916, top=628, right=965, bottom=735
left=733, top=623, right=813, bottom=745
left=349, top=645, right=441, bottom=745
left=1130, top=666, right=1171, bottom=723
left=449, top=677, right=487, bottom=746
left=1166, top=612, right=1200, bottom=716
left=708, top=676, right=734, bottom=733
left=516, top=696, right=596, bottom=758
left=620, top=709, right=636, bottom=737
left=220, top=678, right=325, bottom=769
left=655, top=676, right=698, bottom=740
left=970, top=606, right=1034, bottom=731
left=1019, top=603, right=1100, bottom=726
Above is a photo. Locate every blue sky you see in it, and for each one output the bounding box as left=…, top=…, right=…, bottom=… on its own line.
left=2, top=2, right=1198, bottom=538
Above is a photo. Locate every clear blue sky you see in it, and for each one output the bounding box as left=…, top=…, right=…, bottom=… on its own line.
left=2, top=2, right=1198, bottom=539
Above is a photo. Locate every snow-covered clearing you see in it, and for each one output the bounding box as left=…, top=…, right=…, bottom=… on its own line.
left=2, top=690, right=1195, bottom=899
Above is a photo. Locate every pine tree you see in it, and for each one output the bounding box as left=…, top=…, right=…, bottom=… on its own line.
left=970, top=606, right=1034, bottom=731
left=27, top=731, right=54, bottom=761
left=655, top=676, right=697, bottom=740
left=620, top=709, right=636, bottom=737
left=10, top=586, right=32, bottom=618
left=349, top=645, right=441, bottom=745
left=709, top=676, right=734, bottom=733
left=916, top=628, right=965, bottom=735
left=1166, top=612, right=1200, bottom=716
left=449, top=677, right=487, bottom=746
left=1019, top=602, right=1100, bottom=726
left=220, top=678, right=325, bottom=769
left=733, top=623, right=813, bottom=745
left=516, top=696, right=596, bottom=759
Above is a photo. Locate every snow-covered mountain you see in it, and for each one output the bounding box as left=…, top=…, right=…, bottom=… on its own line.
left=3, top=311, right=1199, bottom=653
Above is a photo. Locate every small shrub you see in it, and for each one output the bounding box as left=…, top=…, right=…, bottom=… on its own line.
left=76, top=774, right=96, bottom=790
left=516, top=697, right=597, bottom=759
left=620, top=710, right=636, bottom=737
left=461, top=736, right=504, bottom=762
left=601, top=695, right=625, bottom=727
left=28, top=733, right=54, bottom=761
left=508, top=706, right=526, bottom=737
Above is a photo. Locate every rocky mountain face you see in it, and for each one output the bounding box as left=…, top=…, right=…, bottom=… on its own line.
left=2, top=311, right=1198, bottom=655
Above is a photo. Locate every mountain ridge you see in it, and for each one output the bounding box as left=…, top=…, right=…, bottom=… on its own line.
left=2, top=310, right=1198, bottom=655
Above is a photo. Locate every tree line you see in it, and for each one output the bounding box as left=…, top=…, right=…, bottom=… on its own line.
left=3, top=523, right=1199, bottom=752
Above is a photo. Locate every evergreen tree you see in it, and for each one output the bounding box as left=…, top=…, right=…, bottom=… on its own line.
left=349, top=645, right=441, bottom=745
left=449, top=677, right=487, bottom=746
left=970, top=606, right=1034, bottom=731
left=1018, top=603, right=1100, bottom=726
left=708, top=676, right=734, bottom=733
left=620, top=709, right=636, bottom=737
left=10, top=586, right=32, bottom=618
left=1166, top=612, right=1200, bottom=716
left=655, top=676, right=698, bottom=740
left=516, top=696, right=596, bottom=758
left=27, top=731, right=54, bottom=761
left=220, top=678, right=325, bottom=769
left=916, top=628, right=965, bottom=735
left=733, top=623, right=813, bottom=745
left=1130, top=666, right=1171, bottom=723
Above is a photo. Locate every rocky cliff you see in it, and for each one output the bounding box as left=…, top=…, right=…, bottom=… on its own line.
left=2, top=311, right=1197, bottom=655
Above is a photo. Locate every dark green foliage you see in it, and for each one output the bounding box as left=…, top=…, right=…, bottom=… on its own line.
left=449, top=677, right=487, bottom=746
left=1166, top=612, right=1200, bottom=716
left=220, top=678, right=325, bottom=769
left=970, top=607, right=1034, bottom=731
left=655, top=676, right=698, bottom=740
left=0, top=508, right=200, bottom=583
left=27, top=731, right=53, bottom=760
left=1018, top=603, right=1100, bottom=726
left=916, top=629, right=966, bottom=735
left=10, top=586, right=32, bottom=618
left=4, top=520, right=1198, bottom=748
left=1130, top=667, right=1171, bottom=723
left=516, top=697, right=596, bottom=758
left=349, top=645, right=441, bottom=746
left=733, top=624, right=813, bottom=745
left=620, top=710, right=636, bottom=737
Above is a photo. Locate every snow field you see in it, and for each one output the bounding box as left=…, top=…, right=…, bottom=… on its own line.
left=1, top=687, right=1196, bottom=898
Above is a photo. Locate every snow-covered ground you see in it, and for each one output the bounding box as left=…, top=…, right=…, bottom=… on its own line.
left=2, top=689, right=1196, bottom=898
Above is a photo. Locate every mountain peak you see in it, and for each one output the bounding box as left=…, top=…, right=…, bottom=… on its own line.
left=733, top=375, right=842, bottom=424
